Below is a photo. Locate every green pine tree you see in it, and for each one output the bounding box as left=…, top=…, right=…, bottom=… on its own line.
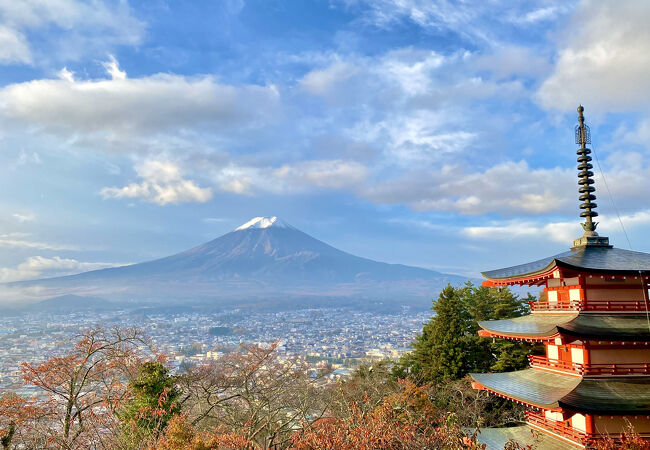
left=394, top=283, right=540, bottom=383
left=462, top=284, right=536, bottom=372
left=119, top=361, right=180, bottom=437
left=397, top=285, right=472, bottom=382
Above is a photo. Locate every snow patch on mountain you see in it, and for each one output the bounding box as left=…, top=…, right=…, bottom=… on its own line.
left=235, top=216, right=293, bottom=231
left=7, top=214, right=473, bottom=306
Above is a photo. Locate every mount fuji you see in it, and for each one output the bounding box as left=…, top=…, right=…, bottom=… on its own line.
left=8, top=217, right=469, bottom=309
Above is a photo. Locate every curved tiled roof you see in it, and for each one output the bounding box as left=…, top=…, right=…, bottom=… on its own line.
left=482, top=246, right=650, bottom=280
left=478, top=313, right=650, bottom=341
left=563, top=377, right=650, bottom=414
left=471, top=369, right=650, bottom=413
left=470, top=369, right=580, bottom=408
left=558, top=314, right=650, bottom=340
left=477, top=314, right=576, bottom=338
left=475, top=425, right=577, bottom=450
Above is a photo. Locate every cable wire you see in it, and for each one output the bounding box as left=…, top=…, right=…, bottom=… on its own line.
left=591, top=141, right=650, bottom=332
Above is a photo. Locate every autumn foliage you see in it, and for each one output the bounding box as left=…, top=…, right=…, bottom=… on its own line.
left=148, top=414, right=253, bottom=450
left=4, top=326, right=650, bottom=449
left=591, top=424, right=650, bottom=450
left=292, top=379, right=484, bottom=450
left=18, top=327, right=147, bottom=448
left=177, top=341, right=326, bottom=448
left=0, top=392, right=45, bottom=449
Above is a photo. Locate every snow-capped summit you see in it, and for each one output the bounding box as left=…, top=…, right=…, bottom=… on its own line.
left=235, top=216, right=292, bottom=231
left=11, top=215, right=470, bottom=308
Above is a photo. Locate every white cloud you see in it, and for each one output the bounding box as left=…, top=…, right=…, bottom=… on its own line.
left=340, top=0, right=574, bottom=44
left=0, top=232, right=76, bottom=250
left=299, top=46, right=526, bottom=107
left=0, top=0, right=145, bottom=65
left=211, top=159, right=369, bottom=195
left=214, top=164, right=258, bottom=195
left=273, top=160, right=368, bottom=189
left=510, top=5, right=568, bottom=24
left=296, top=48, right=527, bottom=174
left=464, top=220, right=577, bottom=244
left=473, top=46, right=550, bottom=79
left=612, top=210, right=650, bottom=229
left=12, top=212, right=35, bottom=222
left=379, top=48, right=446, bottom=95
left=101, top=160, right=213, bottom=205
left=362, top=161, right=574, bottom=215
left=57, top=67, right=76, bottom=82
left=298, top=47, right=452, bottom=100
left=101, top=54, right=126, bottom=80
left=385, top=217, right=447, bottom=232
left=345, top=0, right=477, bottom=30
left=463, top=210, right=650, bottom=244
left=102, top=157, right=367, bottom=203
left=299, top=61, right=357, bottom=96
left=0, top=25, right=31, bottom=64
left=202, top=217, right=228, bottom=224
left=0, top=256, right=121, bottom=282
left=350, top=110, right=477, bottom=166
left=14, top=149, right=42, bottom=167
left=0, top=56, right=280, bottom=137
left=136, top=159, right=183, bottom=183
left=538, top=0, right=650, bottom=111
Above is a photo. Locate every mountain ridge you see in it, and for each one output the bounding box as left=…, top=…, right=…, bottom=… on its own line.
left=7, top=217, right=471, bottom=308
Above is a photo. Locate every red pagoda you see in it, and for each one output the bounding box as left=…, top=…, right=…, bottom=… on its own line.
left=471, top=106, right=650, bottom=449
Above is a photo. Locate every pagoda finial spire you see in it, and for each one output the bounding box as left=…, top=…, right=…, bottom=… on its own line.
left=572, top=105, right=611, bottom=249
left=576, top=105, right=598, bottom=234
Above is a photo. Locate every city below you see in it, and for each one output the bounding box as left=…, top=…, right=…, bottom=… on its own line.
left=0, top=306, right=430, bottom=394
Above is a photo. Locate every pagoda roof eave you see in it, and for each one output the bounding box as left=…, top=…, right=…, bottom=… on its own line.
left=478, top=313, right=650, bottom=341
left=471, top=369, right=650, bottom=414
left=470, top=369, right=578, bottom=410
left=482, top=265, right=558, bottom=287
left=482, top=246, right=650, bottom=284
left=557, top=314, right=650, bottom=341
left=474, top=425, right=578, bottom=450
left=560, top=377, right=650, bottom=414
left=477, top=313, right=577, bottom=340
left=482, top=260, right=558, bottom=286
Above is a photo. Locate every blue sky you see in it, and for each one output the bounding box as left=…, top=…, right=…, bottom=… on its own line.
left=2, top=0, right=650, bottom=286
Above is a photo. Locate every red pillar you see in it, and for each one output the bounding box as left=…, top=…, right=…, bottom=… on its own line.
left=583, top=341, right=591, bottom=367
left=585, top=414, right=594, bottom=435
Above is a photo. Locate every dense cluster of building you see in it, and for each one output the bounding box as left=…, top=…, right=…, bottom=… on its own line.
left=0, top=306, right=430, bottom=391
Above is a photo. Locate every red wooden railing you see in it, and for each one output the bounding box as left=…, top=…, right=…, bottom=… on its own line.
left=529, top=300, right=581, bottom=311
left=585, top=363, right=650, bottom=375
left=528, top=355, right=579, bottom=373
left=525, top=411, right=586, bottom=443
left=528, top=355, right=650, bottom=376
left=526, top=411, right=650, bottom=444
left=529, top=299, right=650, bottom=312
left=580, top=300, right=650, bottom=312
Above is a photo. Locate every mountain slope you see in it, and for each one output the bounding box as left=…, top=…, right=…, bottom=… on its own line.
left=9, top=217, right=470, bottom=307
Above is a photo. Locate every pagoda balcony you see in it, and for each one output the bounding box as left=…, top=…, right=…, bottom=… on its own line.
left=580, top=300, right=650, bottom=312
left=529, top=300, right=581, bottom=312
left=528, top=355, right=581, bottom=374
left=526, top=411, right=650, bottom=446
left=525, top=411, right=586, bottom=445
left=529, top=355, right=650, bottom=376
left=529, top=299, right=649, bottom=312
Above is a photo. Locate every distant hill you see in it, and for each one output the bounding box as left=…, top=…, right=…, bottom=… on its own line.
left=30, top=294, right=114, bottom=312
left=7, top=217, right=471, bottom=309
